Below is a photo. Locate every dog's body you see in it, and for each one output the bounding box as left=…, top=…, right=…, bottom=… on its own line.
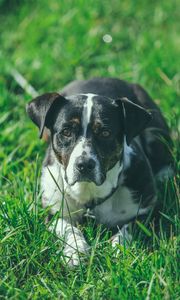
left=27, top=77, right=173, bottom=266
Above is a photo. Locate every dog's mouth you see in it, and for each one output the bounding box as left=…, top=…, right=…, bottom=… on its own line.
left=65, top=172, right=106, bottom=187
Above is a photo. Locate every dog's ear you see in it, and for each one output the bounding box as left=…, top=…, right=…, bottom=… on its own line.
left=26, top=93, right=67, bottom=138
left=116, top=97, right=152, bottom=145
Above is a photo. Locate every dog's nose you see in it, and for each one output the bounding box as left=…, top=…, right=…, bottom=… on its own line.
left=76, top=157, right=96, bottom=173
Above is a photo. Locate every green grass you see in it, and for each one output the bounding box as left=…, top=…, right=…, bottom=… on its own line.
left=0, top=0, right=179, bottom=299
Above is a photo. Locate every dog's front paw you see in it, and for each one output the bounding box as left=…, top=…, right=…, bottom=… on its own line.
left=111, top=225, right=132, bottom=248
left=64, top=239, right=89, bottom=267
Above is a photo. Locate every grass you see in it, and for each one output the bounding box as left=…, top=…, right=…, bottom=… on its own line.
left=0, top=0, right=179, bottom=299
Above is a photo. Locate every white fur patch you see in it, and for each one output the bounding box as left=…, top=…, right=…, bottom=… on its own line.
left=41, top=162, right=63, bottom=214
left=41, top=159, right=86, bottom=221
left=93, top=186, right=151, bottom=228
left=82, top=93, right=94, bottom=136
left=66, top=138, right=85, bottom=184
left=123, top=136, right=134, bottom=169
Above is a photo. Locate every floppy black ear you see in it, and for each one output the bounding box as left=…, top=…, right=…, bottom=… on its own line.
left=117, top=97, right=152, bottom=145
left=26, top=92, right=67, bottom=138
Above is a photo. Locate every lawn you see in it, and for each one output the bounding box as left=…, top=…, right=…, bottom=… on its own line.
left=0, top=0, right=179, bottom=299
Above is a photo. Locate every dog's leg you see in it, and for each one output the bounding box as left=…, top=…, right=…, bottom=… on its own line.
left=111, top=224, right=132, bottom=248
left=49, top=219, right=89, bottom=267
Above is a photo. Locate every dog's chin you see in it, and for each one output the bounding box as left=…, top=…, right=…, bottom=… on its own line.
left=65, top=174, right=105, bottom=187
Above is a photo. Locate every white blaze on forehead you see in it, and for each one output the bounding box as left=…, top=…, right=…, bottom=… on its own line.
left=66, top=94, right=96, bottom=185
left=82, top=93, right=95, bottom=136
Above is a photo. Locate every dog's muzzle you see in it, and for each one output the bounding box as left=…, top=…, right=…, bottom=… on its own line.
left=66, top=155, right=105, bottom=186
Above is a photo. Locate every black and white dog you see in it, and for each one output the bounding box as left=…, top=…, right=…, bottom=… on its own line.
left=27, top=77, right=173, bottom=266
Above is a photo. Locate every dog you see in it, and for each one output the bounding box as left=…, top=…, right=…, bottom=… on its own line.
left=26, top=77, right=173, bottom=266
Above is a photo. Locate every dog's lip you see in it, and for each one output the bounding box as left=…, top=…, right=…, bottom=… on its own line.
left=66, top=174, right=106, bottom=187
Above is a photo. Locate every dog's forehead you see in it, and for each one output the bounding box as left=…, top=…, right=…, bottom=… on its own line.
left=63, top=93, right=118, bottom=120
left=53, top=93, right=121, bottom=131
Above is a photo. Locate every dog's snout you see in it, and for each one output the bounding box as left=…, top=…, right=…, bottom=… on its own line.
left=76, top=157, right=96, bottom=173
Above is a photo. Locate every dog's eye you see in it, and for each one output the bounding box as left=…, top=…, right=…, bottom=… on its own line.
left=101, top=130, right=111, bottom=138
left=61, top=128, right=72, bottom=137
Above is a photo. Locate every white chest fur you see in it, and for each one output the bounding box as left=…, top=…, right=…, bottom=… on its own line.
left=93, top=186, right=150, bottom=228
left=41, top=162, right=87, bottom=221
left=41, top=158, right=150, bottom=226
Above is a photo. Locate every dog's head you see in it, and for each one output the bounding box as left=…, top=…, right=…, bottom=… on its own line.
left=27, top=93, right=151, bottom=186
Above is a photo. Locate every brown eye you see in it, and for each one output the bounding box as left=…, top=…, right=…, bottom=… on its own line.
left=101, top=130, right=111, bottom=138
left=61, top=128, right=72, bottom=137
